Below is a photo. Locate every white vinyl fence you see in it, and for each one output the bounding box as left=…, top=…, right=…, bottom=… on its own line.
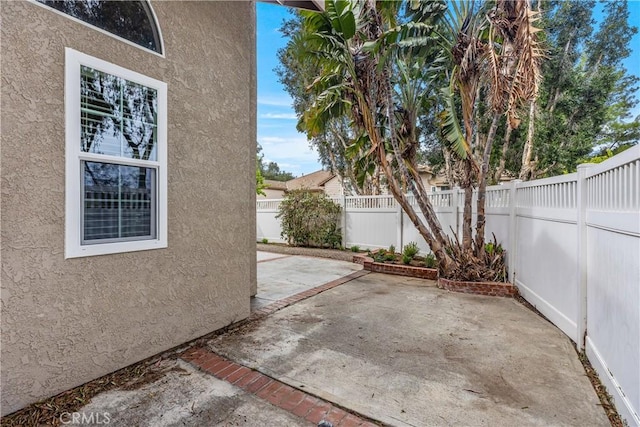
left=256, top=146, right=640, bottom=425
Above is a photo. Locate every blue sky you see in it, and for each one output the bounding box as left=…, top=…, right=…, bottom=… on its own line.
left=257, top=1, right=640, bottom=177
left=257, top=3, right=318, bottom=176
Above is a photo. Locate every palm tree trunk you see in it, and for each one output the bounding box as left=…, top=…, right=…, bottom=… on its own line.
left=519, top=101, right=536, bottom=180
left=475, top=113, right=501, bottom=251
left=461, top=161, right=474, bottom=251
left=494, top=124, right=513, bottom=183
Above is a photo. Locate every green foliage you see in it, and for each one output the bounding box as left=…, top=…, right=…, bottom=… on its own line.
left=372, top=250, right=385, bottom=263
left=482, top=236, right=506, bottom=282
left=256, top=164, right=266, bottom=196
left=438, top=86, right=469, bottom=159
left=424, top=253, right=437, bottom=269
left=371, top=248, right=397, bottom=263
left=402, top=254, right=412, bottom=265
left=276, top=190, right=342, bottom=248
left=504, top=0, right=639, bottom=179
left=403, top=242, right=420, bottom=259
left=388, top=245, right=396, bottom=254
left=582, top=143, right=635, bottom=165
left=261, top=238, right=268, bottom=244
left=350, top=245, right=360, bottom=252
left=257, top=143, right=294, bottom=182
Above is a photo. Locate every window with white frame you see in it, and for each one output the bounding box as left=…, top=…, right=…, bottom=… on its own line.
left=65, top=48, right=167, bottom=258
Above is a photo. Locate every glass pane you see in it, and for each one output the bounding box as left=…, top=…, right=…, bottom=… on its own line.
left=36, top=0, right=161, bottom=53
left=83, top=161, right=156, bottom=242
left=81, top=66, right=158, bottom=161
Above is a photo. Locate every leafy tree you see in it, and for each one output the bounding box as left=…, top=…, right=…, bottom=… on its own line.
left=262, top=161, right=295, bottom=181
left=257, top=143, right=295, bottom=182
left=256, top=159, right=266, bottom=196
left=514, top=0, right=638, bottom=179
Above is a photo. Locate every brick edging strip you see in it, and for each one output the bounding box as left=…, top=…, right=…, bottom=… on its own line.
left=353, top=255, right=438, bottom=280
left=180, top=347, right=379, bottom=427
left=250, top=270, right=370, bottom=319
left=257, top=255, right=292, bottom=264
left=437, top=277, right=518, bottom=297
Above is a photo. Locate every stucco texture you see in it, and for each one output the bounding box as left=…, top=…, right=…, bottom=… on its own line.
left=1, top=1, right=256, bottom=415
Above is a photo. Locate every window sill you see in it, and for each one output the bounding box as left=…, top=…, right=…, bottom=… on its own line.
left=65, top=238, right=167, bottom=259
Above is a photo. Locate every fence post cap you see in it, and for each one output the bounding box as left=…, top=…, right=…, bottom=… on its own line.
left=577, top=163, right=595, bottom=170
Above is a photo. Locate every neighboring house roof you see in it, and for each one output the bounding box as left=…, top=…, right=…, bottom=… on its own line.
left=263, top=179, right=287, bottom=191
left=286, top=170, right=335, bottom=192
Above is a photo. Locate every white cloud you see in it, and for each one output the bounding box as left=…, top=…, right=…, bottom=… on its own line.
left=257, top=95, right=293, bottom=107
left=258, top=134, right=321, bottom=175
left=260, top=112, right=298, bottom=120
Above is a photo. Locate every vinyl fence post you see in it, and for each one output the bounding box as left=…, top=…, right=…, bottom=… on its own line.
left=341, top=194, right=347, bottom=248
left=508, top=180, right=521, bottom=284
left=451, top=186, right=460, bottom=240
left=396, top=196, right=403, bottom=251
left=576, top=163, right=594, bottom=350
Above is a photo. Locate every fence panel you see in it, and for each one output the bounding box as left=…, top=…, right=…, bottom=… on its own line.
left=484, top=185, right=511, bottom=252
left=584, top=147, right=640, bottom=426
left=400, top=191, right=457, bottom=253
left=256, top=199, right=286, bottom=243
left=344, top=196, right=398, bottom=249
left=514, top=174, right=579, bottom=342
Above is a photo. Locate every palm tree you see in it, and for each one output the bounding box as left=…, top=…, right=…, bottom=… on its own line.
left=296, top=0, right=542, bottom=281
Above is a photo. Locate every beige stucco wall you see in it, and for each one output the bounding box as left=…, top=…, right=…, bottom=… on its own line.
left=323, top=176, right=343, bottom=197
left=1, top=1, right=256, bottom=415
left=258, top=188, right=286, bottom=199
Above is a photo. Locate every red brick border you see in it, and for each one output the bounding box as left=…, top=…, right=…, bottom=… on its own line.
left=437, top=277, right=518, bottom=297
left=180, top=347, right=379, bottom=427
left=353, top=255, right=438, bottom=280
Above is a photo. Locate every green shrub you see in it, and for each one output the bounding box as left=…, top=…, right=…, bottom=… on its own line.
left=424, top=253, right=437, bottom=269
left=403, top=242, right=420, bottom=259
left=276, top=190, right=342, bottom=248
left=388, top=245, right=396, bottom=254
left=261, top=238, right=268, bottom=244
left=351, top=245, right=360, bottom=252
left=372, top=249, right=387, bottom=263
left=402, top=254, right=412, bottom=265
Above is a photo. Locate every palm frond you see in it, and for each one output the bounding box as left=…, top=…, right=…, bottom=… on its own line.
left=438, top=86, right=470, bottom=159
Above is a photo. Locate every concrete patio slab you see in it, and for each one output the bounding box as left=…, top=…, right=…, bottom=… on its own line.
left=76, top=360, right=313, bottom=426
left=252, top=253, right=362, bottom=311
left=64, top=253, right=608, bottom=427
left=257, top=251, right=288, bottom=262
left=209, top=273, right=609, bottom=427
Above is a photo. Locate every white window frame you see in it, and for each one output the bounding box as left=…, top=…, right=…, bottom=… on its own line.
left=30, top=0, right=165, bottom=58
left=65, top=48, right=168, bottom=258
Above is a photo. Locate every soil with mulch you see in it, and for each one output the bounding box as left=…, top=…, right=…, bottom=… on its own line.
left=0, top=355, right=183, bottom=427
left=0, top=317, right=259, bottom=427
left=367, top=249, right=436, bottom=269
left=257, top=242, right=354, bottom=262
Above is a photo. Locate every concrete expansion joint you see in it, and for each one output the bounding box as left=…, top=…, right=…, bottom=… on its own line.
left=257, top=255, right=293, bottom=264
left=180, top=270, right=371, bottom=366
left=250, top=270, right=371, bottom=320
left=180, top=346, right=381, bottom=427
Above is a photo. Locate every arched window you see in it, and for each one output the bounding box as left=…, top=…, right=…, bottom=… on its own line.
left=36, top=0, right=163, bottom=54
